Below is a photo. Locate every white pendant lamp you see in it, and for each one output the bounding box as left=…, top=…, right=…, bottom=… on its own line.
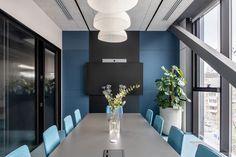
left=98, top=31, right=127, bottom=43
left=87, top=0, right=138, bottom=13
left=94, top=12, right=131, bottom=32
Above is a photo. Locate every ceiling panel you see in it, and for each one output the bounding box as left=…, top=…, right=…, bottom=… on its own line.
left=127, top=0, right=162, bottom=31
left=148, top=0, right=194, bottom=31
left=75, top=0, right=96, bottom=30
left=34, top=0, right=88, bottom=30
left=34, top=0, right=193, bottom=31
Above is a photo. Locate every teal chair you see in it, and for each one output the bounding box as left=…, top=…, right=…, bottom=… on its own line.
left=153, top=115, right=164, bottom=135
left=106, top=106, right=123, bottom=114
left=74, top=109, right=81, bottom=125
left=145, top=109, right=153, bottom=125
left=43, top=125, right=60, bottom=157
left=195, top=144, right=221, bottom=157
left=5, top=145, right=31, bottom=157
left=64, top=115, right=74, bottom=136
left=167, top=126, right=184, bottom=155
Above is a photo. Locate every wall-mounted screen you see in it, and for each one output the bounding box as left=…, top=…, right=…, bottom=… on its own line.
left=86, top=63, right=143, bottom=95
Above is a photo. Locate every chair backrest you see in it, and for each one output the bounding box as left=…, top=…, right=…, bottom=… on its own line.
left=167, top=126, right=184, bottom=155
left=145, top=109, right=153, bottom=125
left=153, top=115, right=164, bottom=135
left=43, top=125, right=60, bottom=156
left=195, top=144, right=221, bottom=157
left=64, top=115, right=74, bottom=135
left=5, top=145, right=31, bottom=157
left=106, top=106, right=123, bottom=114
left=74, top=109, right=81, bottom=125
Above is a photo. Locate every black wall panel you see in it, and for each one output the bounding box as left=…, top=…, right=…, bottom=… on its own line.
left=89, top=31, right=141, bottom=113
left=89, top=31, right=139, bottom=62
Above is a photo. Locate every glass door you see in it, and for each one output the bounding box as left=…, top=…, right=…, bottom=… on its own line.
left=0, top=20, right=37, bottom=156
left=44, top=47, right=56, bottom=130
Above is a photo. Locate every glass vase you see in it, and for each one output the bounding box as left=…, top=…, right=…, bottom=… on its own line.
left=108, top=112, right=120, bottom=143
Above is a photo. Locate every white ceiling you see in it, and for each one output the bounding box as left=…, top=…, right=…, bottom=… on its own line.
left=33, top=0, right=194, bottom=31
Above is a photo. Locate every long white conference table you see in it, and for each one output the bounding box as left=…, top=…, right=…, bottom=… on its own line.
left=50, top=113, right=180, bottom=157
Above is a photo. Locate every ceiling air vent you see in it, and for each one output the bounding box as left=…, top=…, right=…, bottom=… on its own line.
left=55, top=0, right=73, bottom=20
left=162, top=0, right=183, bottom=21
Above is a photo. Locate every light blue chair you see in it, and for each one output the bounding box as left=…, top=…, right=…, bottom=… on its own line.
left=195, top=144, right=221, bottom=157
left=167, top=126, right=184, bottom=155
left=43, top=125, right=60, bottom=157
left=5, top=145, right=31, bottom=157
left=145, top=109, right=153, bottom=125
left=64, top=115, right=74, bottom=136
left=153, top=115, right=164, bottom=135
left=106, top=106, right=123, bottom=114
left=74, top=109, right=81, bottom=125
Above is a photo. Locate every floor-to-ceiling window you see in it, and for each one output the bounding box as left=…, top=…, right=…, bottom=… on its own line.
left=231, top=0, right=236, bottom=155
left=0, top=11, right=61, bottom=156
left=194, top=4, right=221, bottom=150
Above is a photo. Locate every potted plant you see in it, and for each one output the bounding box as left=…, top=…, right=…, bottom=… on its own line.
left=155, top=66, right=191, bottom=135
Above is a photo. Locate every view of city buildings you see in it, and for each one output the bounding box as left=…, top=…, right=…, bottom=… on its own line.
left=198, top=4, right=221, bottom=150
left=199, top=62, right=220, bottom=149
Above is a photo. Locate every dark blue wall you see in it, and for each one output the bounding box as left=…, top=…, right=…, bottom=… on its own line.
left=62, top=31, right=179, bottom=117
left=63, top=32, right=89, bottom=118
left=139, top=31, right=179, bottom=116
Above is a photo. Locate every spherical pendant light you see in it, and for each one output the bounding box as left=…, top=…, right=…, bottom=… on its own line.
left=87, top=0, right=138, bottom=13
left=98, top=31, right=127, bottom=43
left=94, top=12, right=131, bottom=31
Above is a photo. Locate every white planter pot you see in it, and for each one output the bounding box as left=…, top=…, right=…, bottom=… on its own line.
left=160, top=108, right=182, bottom=135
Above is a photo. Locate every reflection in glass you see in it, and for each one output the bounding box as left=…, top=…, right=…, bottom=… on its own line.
left=0, top=17, right=4, bottom=156
left=44, top=48, right=55, bottom=130
left=0, top=22, right=36, bottom=156
left=199, top=92, right=220, bottom=150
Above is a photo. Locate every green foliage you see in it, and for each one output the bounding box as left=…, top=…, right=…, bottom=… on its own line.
left=155, top=66, right=191, bottom=109
left=102, top=84, right=140, bottom=113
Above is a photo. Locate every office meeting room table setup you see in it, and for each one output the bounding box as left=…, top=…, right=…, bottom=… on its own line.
left=49, top=113, right=180, bottom=157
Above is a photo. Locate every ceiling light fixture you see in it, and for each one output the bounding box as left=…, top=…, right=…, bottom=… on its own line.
left=98, top=31, right=127, bottom=43
left=94, top=12, right=131, bottom=31
left=87, top=0, right=138, bottom=13
left=87, top=0, right=138, bottom=43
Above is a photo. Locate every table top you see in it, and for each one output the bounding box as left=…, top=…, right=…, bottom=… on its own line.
left=50, top=113, right=180, bottom=157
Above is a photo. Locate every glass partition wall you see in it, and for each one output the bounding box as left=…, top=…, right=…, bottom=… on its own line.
left=0, top=12, right=61, bottom=156
left=7, top=20, right=36, bottom=153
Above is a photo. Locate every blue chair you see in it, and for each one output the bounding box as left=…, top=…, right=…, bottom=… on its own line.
left=145, top=109, right=153, bottom=125
left=106, top=106, right=123, bottom=114
left=43, top=125, right=60, bottom=157
left=153, top=115, right=164, bottom=135
left=167, top=126, right=184, bottom=155
left=64, top=115, right=74, bottom=136
left=5, top=145, right=31, bottom=157
left=195, top=144, right=221, bottom=157
left=74, top=109, right=81, bottom=125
